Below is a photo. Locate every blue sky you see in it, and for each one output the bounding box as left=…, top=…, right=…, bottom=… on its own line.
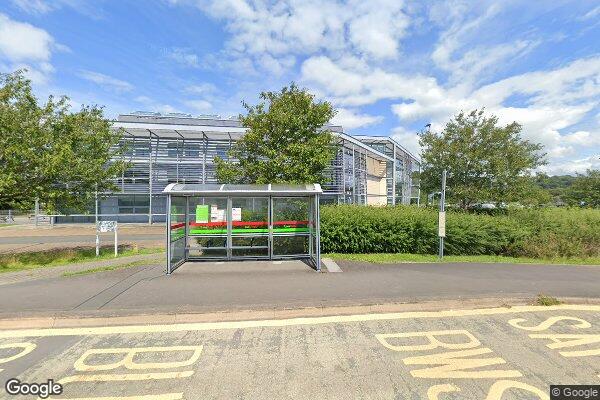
left=0, top=0, right=599, bottom=174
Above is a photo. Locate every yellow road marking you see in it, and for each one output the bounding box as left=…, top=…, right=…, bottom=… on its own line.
left=427, top=383, right=461, bottom=399
left=74, top=345, right=203, bottom=371
left=52, top=393, right=183, bottom=400
left=508, top=316, right=591, bottom=331
left=58, top=371, right=194, bottom=384
left=376, top=330, right=481, bottom=352
left=0, top=305, right=598, bottom=338
left=485, top=380, right=549, bottom=400
left=529, top=333, right=600, bottom=357
left=404, top=348, right=522, bottom=379
left=0, top=342, right=36, bottom=365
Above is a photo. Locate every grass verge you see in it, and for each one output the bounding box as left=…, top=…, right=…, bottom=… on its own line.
left=536, top=294, right=562, bottom=306
left=0, top=245, right=164, bottom=274
left=62, top=260, right=150, bottom=277
left=327, top=253, right=600, bottom=265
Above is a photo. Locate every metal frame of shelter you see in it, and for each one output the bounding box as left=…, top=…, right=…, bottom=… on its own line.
left=163, top=183, right=322, bottom=274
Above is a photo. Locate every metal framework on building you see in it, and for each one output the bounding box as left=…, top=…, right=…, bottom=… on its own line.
left=55, top=114, right=420, bottom=224
left=353, top=135, right=421, bottom=205
left=163, top=183, right=322, bottom=274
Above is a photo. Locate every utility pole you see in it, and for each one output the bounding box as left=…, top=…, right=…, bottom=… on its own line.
left=438, top=169, right=447, bottom=259
left=34, top=198, right=39, bottom=227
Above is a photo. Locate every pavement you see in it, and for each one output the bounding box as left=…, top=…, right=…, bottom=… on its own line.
left=0, top=304, right=599, bottom=399
left=0, top=253, right=163, bottom=287
left=0, top=259, right=599, bottom=319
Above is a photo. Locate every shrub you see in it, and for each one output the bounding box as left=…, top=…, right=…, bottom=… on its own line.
left=320, top=205, right=600, bottom=259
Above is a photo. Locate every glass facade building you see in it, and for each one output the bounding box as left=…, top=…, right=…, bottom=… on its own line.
left=64, top=113, right=420, bottom=223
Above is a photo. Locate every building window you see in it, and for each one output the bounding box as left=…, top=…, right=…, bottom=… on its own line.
left=184, top=144, right=200, bottom=158
left=167, top=142, right=179, bottom=158
left=118, top=195, right=150, bottom=214
left=134, top=142, right=149, bottom=157
left=215, top=144, right=229, bottom=160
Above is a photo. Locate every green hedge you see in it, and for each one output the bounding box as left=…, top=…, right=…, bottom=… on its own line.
left=320, top=205, right=600, bottom=259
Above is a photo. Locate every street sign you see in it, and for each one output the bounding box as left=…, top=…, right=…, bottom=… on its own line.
left=97, top=221, right=117, bottom=233
left=96, top=221, right=118, bottom=257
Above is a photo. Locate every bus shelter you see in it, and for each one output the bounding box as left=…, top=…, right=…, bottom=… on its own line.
left=163, top=183, right=322, bottom=274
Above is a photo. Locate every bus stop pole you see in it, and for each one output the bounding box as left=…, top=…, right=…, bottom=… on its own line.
left=35, top=198, right=39, bottom=227
left=114, top=224, right=118, bottom=257
left=438, top=169, right=447, bottom=259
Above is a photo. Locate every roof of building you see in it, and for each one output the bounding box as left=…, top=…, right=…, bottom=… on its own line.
left=116, top=112, right=344, bottom=132
left=163, top=183, right=323, bottom=196
left=112, top=113, right=417, bottom=164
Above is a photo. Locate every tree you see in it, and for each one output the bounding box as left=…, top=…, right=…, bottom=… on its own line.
left=533, top=173, right=576, bottom=204
left=419, top=109, right=546, bottom=209
left=0, top=70, right=127, bottom=212
left=215, top=83, right=336, bottom=184
left=565, top=169, right=600, bottom=207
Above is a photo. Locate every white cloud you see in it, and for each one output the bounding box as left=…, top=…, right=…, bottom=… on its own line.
left=145, top=1, right=600, bottom=174
left=563, top=131, right=600, bottom=146
left=301, top=55, right=438, bottom=107
left=11, top=0, right=53, bottom=14
left=331, top=108, right=383, bottom=130
left=134, top=95, right=153, bottom=104
left=303, top=53, right=600, bottom=171
left=346, top=0, right=409, bottom=59
left=0, top=14, right=54, bottom=62
left=160, top=104, right=181, bottom=113
left=11, top=0, right=105, bottom=18
left=194, top=0, right=412, bottom=74
left=78, top=70, right=133, bottom=93
left=0, top=14, right=60, bottom=84
left=426, top=2, right=543, bottom=88
left=185, top=82, right=217, bottom=95
left=131, top=95, right=183, bottom=115
left=183, top=99, right=213, bottom=113
left=580, top=5, right=600, bottom=21
left=540, top=155, right=600, bottom=175
left=391, top=126, right=421, bottom=159
left=165, top=48, right=200, bottom=67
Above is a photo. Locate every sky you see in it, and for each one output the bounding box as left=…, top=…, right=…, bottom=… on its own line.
left=0, top=0, right=599, bottom=175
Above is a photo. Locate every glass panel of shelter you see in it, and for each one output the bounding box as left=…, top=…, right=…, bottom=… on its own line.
left=230, top=197, right=269, bottom=258
left=271, top=197, right=310, bottom=257
left=187, top=197, right=228, bottom=258
left=178, top=195, right=314, bottom=262
left=169, top=196, right=186, bottom=267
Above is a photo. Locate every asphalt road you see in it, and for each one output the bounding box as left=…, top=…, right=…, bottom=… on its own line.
left=0, top=260, right=599, bottom=317
left=0, top=234, right=163, bottom=245
left=1, top=305, right=599, bottom=399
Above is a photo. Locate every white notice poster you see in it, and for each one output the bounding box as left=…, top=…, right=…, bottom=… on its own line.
left=438, top=211, right=446, bottom=237
left=232, top=207, right=242, bottom=221
left=210, top=206, right=219, bottom=222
